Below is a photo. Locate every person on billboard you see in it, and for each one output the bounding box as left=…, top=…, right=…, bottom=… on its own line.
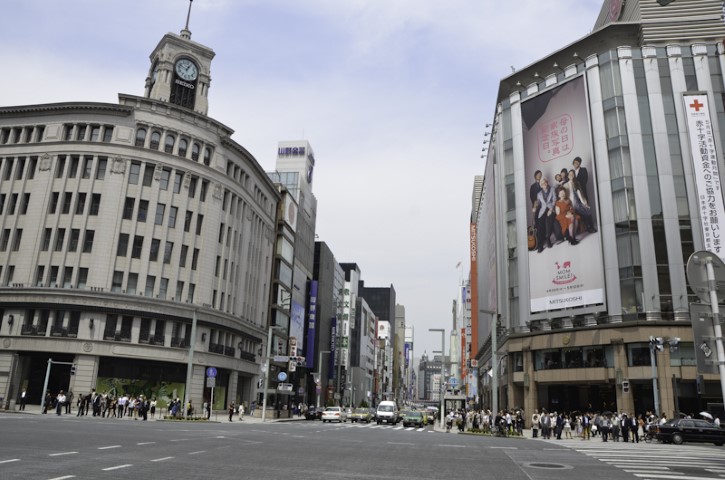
left=572, top=157, right=589, bottom=202
left=566, top=170, right=596, bottom=233
left=555, top=187, right=581, bottom=245
left=529, top=170, right=542, bottom=216
left=534, top=177, right=563, bottom=252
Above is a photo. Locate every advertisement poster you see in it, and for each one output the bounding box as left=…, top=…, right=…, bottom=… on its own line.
left=290, top=300, right=305, bottom=356
left=522, top=76, right=605, bottom=312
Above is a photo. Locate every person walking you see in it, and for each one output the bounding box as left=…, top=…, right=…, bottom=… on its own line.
left=238, top=402, right=245, bottom=421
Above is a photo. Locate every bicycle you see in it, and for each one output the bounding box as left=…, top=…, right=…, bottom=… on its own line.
left=643, top=426, right=658, bottom=443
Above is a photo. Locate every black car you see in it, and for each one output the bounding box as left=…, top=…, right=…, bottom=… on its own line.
left=304, top=407, right=322, bottom=420
left=656, top=418, right=725, bottom=446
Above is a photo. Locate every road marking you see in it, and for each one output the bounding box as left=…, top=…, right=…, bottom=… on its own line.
left=169, top=438, right=188, bottom=442
left=0, top=459, right=20, bottom=464
left=437, top=444, right=466, bottom=448
left=49, top=452, right=78, bottom=457
left=137, top=442, right=156, bottom=445
left=632, top=475, right=717, bottom=480
left=150, top=456, right=174, bottom=462
left=48, top=476, right=76, bottom=480
left=188, top=451, right=206, bottom=455
left=387, top=442, right=415, bottom=446
left=101, top=464, right=132, bottom=471
left=98, top=445, right=121, bottom=450
left=490, top=446, right=518, bottom=450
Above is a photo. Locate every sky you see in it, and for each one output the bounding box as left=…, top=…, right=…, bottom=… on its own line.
left=1, top=0, right=603, bottom=357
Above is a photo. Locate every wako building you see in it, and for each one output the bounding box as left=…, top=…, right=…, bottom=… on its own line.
left=475, top=0, right=725, bottom=417
left=0, top=23, right=279, bottom=410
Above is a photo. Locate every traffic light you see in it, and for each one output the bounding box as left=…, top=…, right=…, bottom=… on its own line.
left=622, top=380, right=629, bottom=393
left=70, top=365, right=77, bottom=376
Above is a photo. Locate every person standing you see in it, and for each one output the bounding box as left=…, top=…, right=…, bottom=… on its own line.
left=150, top=398, right=157, bottom=419
left=238, top=402, right=245, bottom=421
left=19, top=389, right=27, bottom=411
left=572, top=157, right=589, bottom=202
left=531, top=410, right=541, bottom=438
left=65, top=391, right=73, bottom=414
left=55, top=390, right=66, bottom=416
left=250, top=401, right=256, bottom=417
left=228, top=402, right=235, bottom=422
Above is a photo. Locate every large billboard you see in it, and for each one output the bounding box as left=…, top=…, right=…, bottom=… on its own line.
left=522, top=76, right=605, bottom=313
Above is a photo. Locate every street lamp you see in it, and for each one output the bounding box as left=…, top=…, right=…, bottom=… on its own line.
left=317, top=350, right=330, bottom=408
left=261, top=325, right=283, bottom=422
left=429, top=328, right=445, bottom=430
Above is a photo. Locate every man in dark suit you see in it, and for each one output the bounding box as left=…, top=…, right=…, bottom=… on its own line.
left=573, top=157, right=589, bottom=202
left=530, top=170, right=542, bottom=216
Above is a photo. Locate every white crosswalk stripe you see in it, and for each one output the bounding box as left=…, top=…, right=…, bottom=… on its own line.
left=565, top=441, right=725, bottom=480
left=298, top=421, right=434, bottom=433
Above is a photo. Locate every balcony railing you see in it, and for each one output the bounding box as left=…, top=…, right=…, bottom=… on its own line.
left=209, top=343, right=224, bottom=355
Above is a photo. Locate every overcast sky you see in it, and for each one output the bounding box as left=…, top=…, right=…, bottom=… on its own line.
left=2, top=0, right=603, bottom=358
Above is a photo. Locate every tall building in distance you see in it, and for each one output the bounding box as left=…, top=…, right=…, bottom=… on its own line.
left=472, top=0, right=725, bottom=418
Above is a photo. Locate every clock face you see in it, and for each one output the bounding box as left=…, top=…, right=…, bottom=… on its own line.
left=175, top=59, right=198, bottom=81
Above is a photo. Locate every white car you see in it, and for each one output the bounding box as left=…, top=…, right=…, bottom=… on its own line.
left=322, top=406, right=347, bottom=423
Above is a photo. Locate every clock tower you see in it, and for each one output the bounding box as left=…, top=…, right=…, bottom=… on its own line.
left=143, top=6, right=215, bottom=116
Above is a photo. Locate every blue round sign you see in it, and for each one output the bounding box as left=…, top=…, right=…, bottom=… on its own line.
left=277, top=372, right=288, bottom=382
left=206, top=367, right=217, bottom=378
left=449, top=377, right=458, bottom=387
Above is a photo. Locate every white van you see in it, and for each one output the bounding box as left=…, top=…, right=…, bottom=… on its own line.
left=376, top=401, right=398, bottom=425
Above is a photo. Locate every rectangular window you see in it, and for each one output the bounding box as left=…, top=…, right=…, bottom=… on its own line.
left=11, top=229, right=22, bottom=251
left=63, top=266, right=73, bottom=288
left=7, top=193, right=17, bottom=215
left=184, top=210, right=193, bottom=232
left=69, top=229, right=80, bottom=252
left=219, top=223, right=225, bottom=243
left=175, top=281, right=184, bottom=301
left=82, top=156, right=93, bottom=179
left=49, top=266, right=59, bottom=286
left=96, top=157, right=107, bottom=179
left=0, top=194, right=4, bottom=214
left=159, top=168, right=171, bottom=190
left=145, top=275, right=156, bottom=297
left=89, top=194, right=101, bottom=215
left=82, top=230, right=95, bottom=253
left=122, top=197, right=135, bottom=219
left=117, top=233, right=129, bottom=257
left=196, top=214, right=203, bottom=235
left=28, top=156, right=37, bottom=179
left=168, top=206, right=178, bottom=228
left=76, top=268, right=88, bottom=289
left=215, top=256, right=221, bottom=276
left=103, top=126, right=113, bottom=142
left=129, top=162, right=141, bottom=184
left=15, top=157, right=25, bottom=179
left=55, top=156, right=66, bottom=178
left=75, top=192, right=86, bottom=214
left=49, top=192, right=59, bottom=214
left=137, top=200, right=149, bottom=222
left=0, top=229, right=9, bottom=251
left=41, top=228, right=52, bottom=251
left=187, top=283, right=195, bottom=302
left=163, top=241, right=173, bottom=264
left=76, top=125, right=86, bottom=141
left=188, top=177, right=197, bottom=198
left=35, top=266, right=45, bottom=287
left=191, top=248, right=199, bottom=270
left=143, top=164, right=154, bottom=186
left=127, top=273, right=138, bottom=294
left=159, top=278, right=169, bottom=299
left=55, top=228, right=65, bottom=251
left=149, top=238, right=161, bottom=261
left=201, top=180, right=208, bottom=201
left=68, top=156, right=79, bottom=178
left=62, top=192, right=72, bottom=214
left=179, top=245, right=188, bottom=267
left=131, top=235, right=143, bottom=258
left=173, top=171, right=183, bottom=193
left=155, top=203, right=165, bottom=225
left=90, top=126, right=100, bottom=142
left=111, top=271, right=123, bottom=292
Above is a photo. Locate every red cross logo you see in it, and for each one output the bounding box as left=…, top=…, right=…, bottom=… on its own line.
left=690, top=99, right=704, bottom=112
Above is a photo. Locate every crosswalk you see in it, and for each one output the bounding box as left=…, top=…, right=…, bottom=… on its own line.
left=310, top=421, right=433, bottom=433
left=568, top=441, right=725, bottom=480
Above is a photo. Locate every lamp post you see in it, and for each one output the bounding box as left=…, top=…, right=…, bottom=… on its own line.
left=317, top=350, right=330, bottom=408
left=429, top=328, right=445, bottom=430
left=261, top=325, right=283, bottom=422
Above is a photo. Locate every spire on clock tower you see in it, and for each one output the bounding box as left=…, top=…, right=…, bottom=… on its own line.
left=143, top=0, right=215, bottom=116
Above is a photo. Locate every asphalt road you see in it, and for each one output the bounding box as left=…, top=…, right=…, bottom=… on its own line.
left=1, top=413, right=724, bottom=480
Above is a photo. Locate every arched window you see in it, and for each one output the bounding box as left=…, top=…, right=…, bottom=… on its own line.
left=165, top=135, right=175, bottom=154
left=135, top=128, right=147, bottom=147
left=191, top=142, right=200, bottom=162
left=178, top=139, right=188, bottom=158
left=204, top=147, right=212, bottom=166
left=150, top=131, right=162, bottom=150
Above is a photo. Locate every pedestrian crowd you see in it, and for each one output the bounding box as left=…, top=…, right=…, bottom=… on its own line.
left=42, top=389, right=157, bottom=420
left=529, top=409, right=671, bottom=442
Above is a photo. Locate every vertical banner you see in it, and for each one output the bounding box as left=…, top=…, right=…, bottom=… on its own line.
left=329, top=317, right=337, bottom=380
left=522, top=76, right=605, bottom=312
left=306, top=281, right=318, bottom=368
left=289, top=301, right=305, bottom=356
left=684, top=94, right=725, bottom=263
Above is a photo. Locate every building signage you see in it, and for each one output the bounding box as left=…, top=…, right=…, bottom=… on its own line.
left=174, top=79, right=195, bottom=89
left=290, top=300, right=305, bottom=356
left=522, top=76, right=605, bottom=313
left=278, top=146, right=306, bottom=156
left=330, top=317, right=337, bottom=380
left=305, top=281, right=318, bottom=368
left=684, top=94, right=725, bottom=263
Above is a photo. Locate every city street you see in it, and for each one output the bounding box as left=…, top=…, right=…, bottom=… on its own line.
left=3, top=411, right=724, bottom=480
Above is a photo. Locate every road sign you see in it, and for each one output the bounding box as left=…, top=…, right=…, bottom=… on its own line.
left=449, top=377, right=458, bottom=387
left=206, top=376, right=216, bottom=388
left=273, top=355, right=289, bottom=362
left=277, top=372, right=288, bottom=382
left=278, top=383, right=293, bottom=392
left=687, top=251, right=725, bottom=304
left=206, top=367, right=217, bottom=378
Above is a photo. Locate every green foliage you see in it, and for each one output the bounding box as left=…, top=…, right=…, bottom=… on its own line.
left=359, top=400, right=369, bottom=408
